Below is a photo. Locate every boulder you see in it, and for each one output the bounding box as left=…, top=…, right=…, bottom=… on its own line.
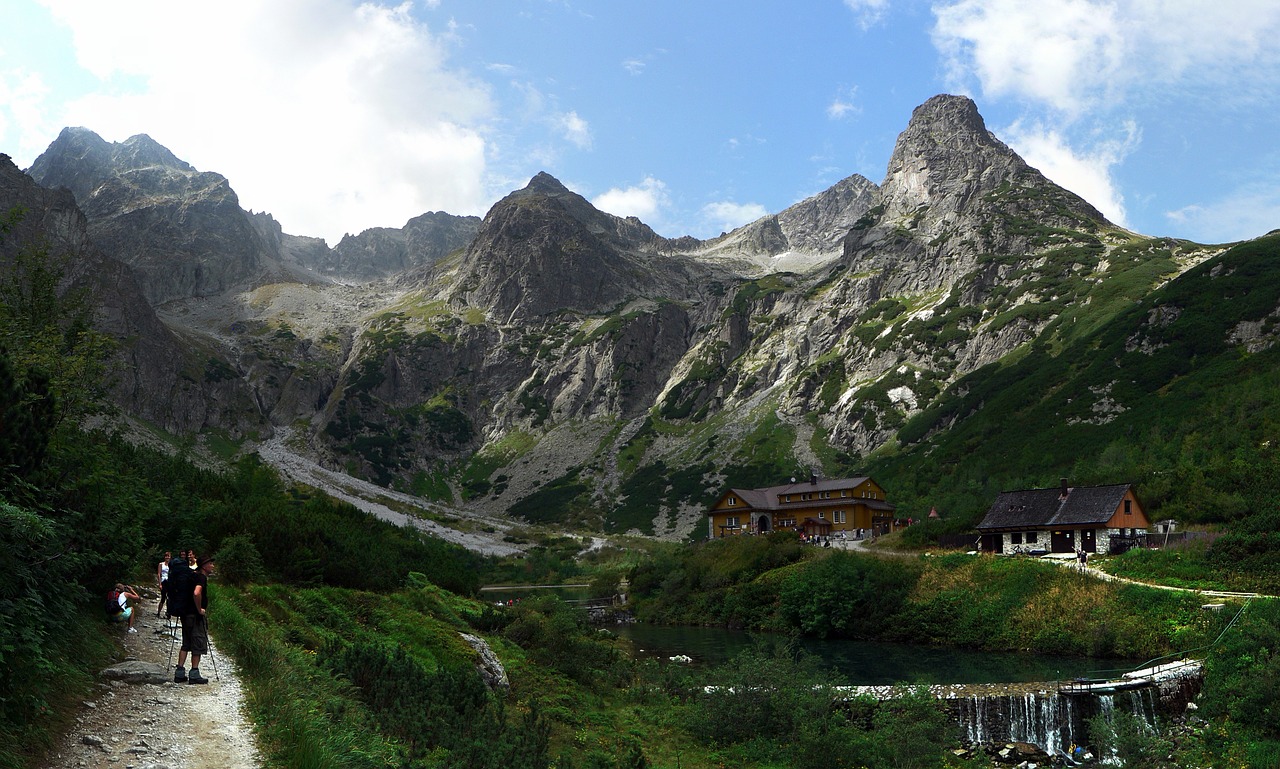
left=101, top=660, right=170, bottom=685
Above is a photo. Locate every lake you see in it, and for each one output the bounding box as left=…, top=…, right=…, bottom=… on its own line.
left=613, top=623, right=1142, bottom=685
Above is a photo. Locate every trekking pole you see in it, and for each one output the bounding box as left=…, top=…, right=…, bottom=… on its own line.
left=207, top=638, right=220, bottom=682
left=165, top=615, right=178, bottom=670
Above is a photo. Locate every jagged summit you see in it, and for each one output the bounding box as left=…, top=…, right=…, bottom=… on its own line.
left=28, top=129, right=267, bottom=304
left=29, top=128, right=195, bottom=201
left=521, top=171, right=573, bottom=196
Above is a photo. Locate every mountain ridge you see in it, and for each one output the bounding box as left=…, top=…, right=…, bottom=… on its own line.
left=5, top=94, right=1246, bottom=541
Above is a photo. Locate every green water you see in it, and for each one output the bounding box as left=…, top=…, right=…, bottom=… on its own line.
left=614, top=623, right=1140, bottom=686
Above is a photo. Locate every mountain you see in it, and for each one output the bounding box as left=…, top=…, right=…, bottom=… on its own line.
left=440, top=172, right=715, bottom=321
left=9, top=94, right=1251, bottom=540
left=28, top=128, right=273, bottom=304
left=295, top=211, right=483, bottom=282
left=0, top=152, right=260, bottom=434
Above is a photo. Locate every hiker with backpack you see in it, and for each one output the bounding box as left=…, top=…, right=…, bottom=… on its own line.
left=106, top=583, right=141, bottom=633
left=171, top=555, right=215, bottom=685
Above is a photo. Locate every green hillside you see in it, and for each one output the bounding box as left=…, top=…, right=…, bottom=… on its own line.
left=868, top=233, right=1280, bottom=585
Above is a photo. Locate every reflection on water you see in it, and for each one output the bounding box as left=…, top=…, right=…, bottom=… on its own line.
left=614, top=624, right=1137, bottom=686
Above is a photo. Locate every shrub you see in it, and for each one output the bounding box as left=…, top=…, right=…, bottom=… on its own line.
left=216, top=534, right=267, bottom=585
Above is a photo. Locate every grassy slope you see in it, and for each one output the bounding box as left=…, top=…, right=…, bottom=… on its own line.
left=870, top=234, right=1280, bottom=534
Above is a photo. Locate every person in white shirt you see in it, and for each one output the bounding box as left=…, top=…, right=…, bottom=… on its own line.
left=110, top=583, right=141, bottom=633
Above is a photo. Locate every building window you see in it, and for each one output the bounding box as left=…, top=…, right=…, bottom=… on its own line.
left=785, top=495, right=791, bottom=502
left=819, top=512, right=825, bottom=520
left=840, top=490, right=848, bottom=497
left=725, top=517, right=739, bottom=528
left=1027, top=531, right=1038, bottom=543
left=833, top=510, right=846, bottom=524
left=1011, top=532, right=1023, bottom=545
left=727, top=497, right=736, bottom=506
left=1124, top=500, right=1132, bottom=514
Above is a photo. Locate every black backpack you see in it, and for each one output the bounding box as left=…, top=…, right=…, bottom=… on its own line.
left=105, top=589, right=123, bottom=615
left=166, top=559, right=195, bottom=617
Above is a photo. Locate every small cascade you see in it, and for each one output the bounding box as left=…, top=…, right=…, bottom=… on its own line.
left=949, top=686, right=1160, bottom=756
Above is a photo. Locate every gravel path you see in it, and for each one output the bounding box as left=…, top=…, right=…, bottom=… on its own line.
left=44, top=591, right=260, bottom=769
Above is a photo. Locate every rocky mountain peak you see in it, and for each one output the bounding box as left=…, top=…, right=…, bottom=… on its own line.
left=523, top=171, right=572, bottom=196
left=114, top=133, right=194, bottom=173
left=879, top=94, right=1022, bottom=218
left=867, top=93, right=1108, bottom=246
left=28, top=129, right=268, bottom=304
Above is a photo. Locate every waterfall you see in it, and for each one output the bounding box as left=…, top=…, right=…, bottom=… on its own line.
left=950, top=687, right=1159, bottom=756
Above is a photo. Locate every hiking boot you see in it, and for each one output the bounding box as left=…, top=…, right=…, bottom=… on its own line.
left=173, top=665, right=187, bottom=683
left=187, top=670, right=209, bottom=685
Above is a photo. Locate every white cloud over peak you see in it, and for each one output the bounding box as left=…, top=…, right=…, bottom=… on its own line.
left=701, top=201, right=769, bottom=235
left=592, top=176, right=669, bottom=222
left=932, top=0, right=1280, bottom=115
left=557, top=111, right=592, bottom=150
left=827, top=86, right=860, bottom=120
left=33, top=1, right=493, bottom=243
left=1002, top=119, right=1139, bottom=229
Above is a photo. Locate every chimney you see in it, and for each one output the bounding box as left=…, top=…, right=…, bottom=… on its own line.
left=810, top=472, right=819, bottom=485
left=1060, top=478, right=1069, bottom=499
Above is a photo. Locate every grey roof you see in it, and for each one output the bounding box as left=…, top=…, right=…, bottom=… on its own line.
left=977, top=483, right=1133, bottom=531
left=720, top=477, right=895, bottom=513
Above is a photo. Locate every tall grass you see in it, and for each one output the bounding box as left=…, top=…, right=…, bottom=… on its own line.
left=209, top=591, right=400, bottom=768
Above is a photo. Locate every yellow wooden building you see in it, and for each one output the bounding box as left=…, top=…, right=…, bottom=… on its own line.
left=706, top=475, right=895, bottom=538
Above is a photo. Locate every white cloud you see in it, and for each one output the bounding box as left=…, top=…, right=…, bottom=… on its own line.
left=932, top=0, right=1124, bottom=115
left=932, top=0, right=1280, bottom=115
left=592, top=176, right=669, bottom=222
left=844, top=0, right=890, bottom=30
left=31, top=1, right=493, bottom=243
left=701, top=200, right=769, bottom=234
left=827, top=86, right=860, bottom=120
left=1003, top=119, right=1139, bottom=228
left=622, top=58, right=645, bottom=76
left=557, top=110, right=592, bottom=150
left=1166, top=185, right=1280, bottom=244
left=0, top=68, right=52, bottom=161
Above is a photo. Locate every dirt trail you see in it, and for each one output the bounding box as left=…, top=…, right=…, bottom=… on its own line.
left=44, top=590, right=260, bottom=769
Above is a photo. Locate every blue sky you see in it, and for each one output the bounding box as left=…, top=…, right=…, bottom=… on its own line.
left=2, top=1, right=1278, bottom=246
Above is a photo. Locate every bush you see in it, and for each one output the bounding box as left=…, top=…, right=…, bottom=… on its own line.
left=215, top=534, right=266, bottom=585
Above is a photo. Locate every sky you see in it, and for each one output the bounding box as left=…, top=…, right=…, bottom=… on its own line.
left=2, top=1, right=1279, bottom=246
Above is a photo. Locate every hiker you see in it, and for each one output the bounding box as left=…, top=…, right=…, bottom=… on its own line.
left=155, top=551, right=172, bottom=617
left=107, top=583, right=141, bottom=633
left=174, top=556, right=215, bottom=685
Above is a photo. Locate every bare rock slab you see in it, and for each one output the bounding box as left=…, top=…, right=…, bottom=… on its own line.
left=101, top=660, right=170, bottom=685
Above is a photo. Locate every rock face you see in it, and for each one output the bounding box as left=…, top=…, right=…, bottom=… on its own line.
left=702, top=173, right=879, bottom=259
left=0, top=152, right=258, bottom=435
left=310, top=211, right=482, bottom=281
left=459, top=632, right=509, bottom=691
left=29, top=128, right=271, bottom=304
left=10, top=94, right=1201, bottom=538
left=443, top=173, right=712, bottom=322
